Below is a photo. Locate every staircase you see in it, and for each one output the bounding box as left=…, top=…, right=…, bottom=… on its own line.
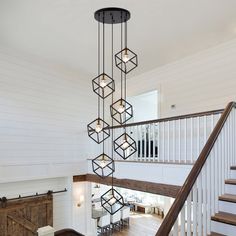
left=210, top=166, right=236, bottom=235
left=155, top=102, right=236, bottom=236
left=110, top=102, right=236, bottom=236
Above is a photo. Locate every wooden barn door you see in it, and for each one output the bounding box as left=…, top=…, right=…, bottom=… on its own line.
left=0, top=195, right=53, bottom=236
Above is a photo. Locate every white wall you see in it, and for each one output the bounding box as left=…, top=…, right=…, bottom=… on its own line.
left=0, top=177, right=72, bottom=231
left=127, top=38, right=236, bottom=118
left=0, top=49, right=96, bottom=182
left=72, top=181, right=96, bottom=236
left=88, top=161, right=192, bottom=186
left=0, top=49, right=97, bottom=235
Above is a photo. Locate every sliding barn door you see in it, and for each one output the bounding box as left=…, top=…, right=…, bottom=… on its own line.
left=0, top=195, right=53, bottom=236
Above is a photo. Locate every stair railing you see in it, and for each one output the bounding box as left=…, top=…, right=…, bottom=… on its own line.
left=104, top=109, right=223, bottom=164
left=156, top=101, right=236, bottom=236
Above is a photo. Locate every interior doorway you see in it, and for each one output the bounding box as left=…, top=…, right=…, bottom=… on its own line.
left=128, top=90, right=158, bottom=123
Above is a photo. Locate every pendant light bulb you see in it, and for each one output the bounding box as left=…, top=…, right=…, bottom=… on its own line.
left=95, top=121, right=102, bottom=133
left=100, top=75, right=107, bottom=88
left=118, top=102, right=125, bottom=113
left=99, top=158, right=107, bottom=168
left=121, top=138, right=129, bottom=149
left=109, top=196, right=117, bottom=205
left=122, top=49, right=130, bottom=63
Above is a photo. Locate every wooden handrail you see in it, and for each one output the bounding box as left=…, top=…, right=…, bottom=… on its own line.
left=108, top=108, right=223, bottom=129
left=156, top=101, right=235, bottom=236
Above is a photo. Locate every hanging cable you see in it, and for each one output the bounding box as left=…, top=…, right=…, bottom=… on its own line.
left=124, top=19, right=128, bottom=134
left=102, top=15, right=105, bottom=153
left=111, top=15, right=114, bottom=189
left=125, top=17, right=128, bottom=49
left=97, top=18, right=100, bottom=119
left=120, top=12, right=123, bottom=100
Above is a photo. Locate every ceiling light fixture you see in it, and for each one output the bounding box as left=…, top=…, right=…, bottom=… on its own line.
left=87, top=7, right=138, bottom=215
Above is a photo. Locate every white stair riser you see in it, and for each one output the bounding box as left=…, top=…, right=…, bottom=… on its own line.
left=225, top=184, right=236, bottom=195
left=211, top=220, right=236, bottom=235
left=219, top=200, right=236, bottom=215
left=230, top=170, right=236, bottom=179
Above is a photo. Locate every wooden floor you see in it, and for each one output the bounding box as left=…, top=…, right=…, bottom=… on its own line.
left=112, top=213, right=162, bottom=236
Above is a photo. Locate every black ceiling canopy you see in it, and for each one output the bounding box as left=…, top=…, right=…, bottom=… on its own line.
left=94, top=7, right=130, bottom=24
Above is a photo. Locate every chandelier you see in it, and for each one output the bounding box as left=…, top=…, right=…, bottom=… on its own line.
left=87, top=7, right=138, bottom=215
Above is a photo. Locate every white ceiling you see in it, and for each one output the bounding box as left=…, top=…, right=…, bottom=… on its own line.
left=1, top=0, right=236, bottom=78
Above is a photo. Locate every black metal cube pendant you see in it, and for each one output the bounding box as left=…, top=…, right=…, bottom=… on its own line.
left=87, top=118, right=110, bottom=144
left=92, top=73, right=115, bottom=99
left=114, top=133, right=137, bottom=160
left=92, top=153, right=115, bottom=178
left=110, top=98, right=133, bottom=125
left=115, top=48, right=138, bottom=74
left=101, top=188, right=124, bottom=215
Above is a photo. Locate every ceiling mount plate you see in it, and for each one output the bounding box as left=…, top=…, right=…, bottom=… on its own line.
left=94, top=7, right=130, bottom=24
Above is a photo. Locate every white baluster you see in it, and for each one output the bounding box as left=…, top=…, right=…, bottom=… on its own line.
left=163, top=122, right=165, bottom=162
left=184, top=118, right=187, bottom=163
left=226, top=119, right=230, bottom=178
left=197, top=174, right=202, bottom=235
left=202, top=165, right=207, bottom=236
left=206, top=158, right=211, bottom=234
left=133, top=125, right=138, bottom=161
left=215, top=139, right=219, bottom=213
left=167, top=121, right=170, bottom=162
left=180, top=205, right=185, bottom=236
left=152, top=123, right=155, bottom=162
left=197, top=116, right=200, bottom=158
left=140, top=125, right=143, bottom=161
left=148, top=124, right=151, bottom=161
left=157, top=123, right=160, bottom=162
left=179, top=120, right=181, bottom=163
left=187, top=192, right=192, bottom=236
left=193, top=183, right=197, bottom=236
left=232, top=108, right=236, bottom=165
left=190, top=117, right=193, bottom=163
left=173, top=120, right=176, bottom=163
left=230, top=113, right=233, bottom=168
left=144, top=125, right=147, bottom=161
left=210, top=115, right=215, bottom=215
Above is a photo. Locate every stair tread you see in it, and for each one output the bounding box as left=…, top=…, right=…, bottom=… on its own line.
left=225, top=179, right=236, bottom=185
left=230, top=166, right=236, bottom=170
left=208, top=232, right=225, bottom=236
left=219, top=194, right=236, bottom=203
left=211, top=211, right=236, bottom=226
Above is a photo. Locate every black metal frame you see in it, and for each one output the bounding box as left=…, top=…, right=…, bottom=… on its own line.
left=101, top=188, right=124, bottom=215
left=92, top=153, right=115, bottom=178
left=87, top=118, right=110, bottom=144
left=114, top=133, right=137, bottom=160
left=110, top=98, right=133, bottom=125
left=115, top=48, right=138, bottom=74
left=92, top=73, right=115, bottom=99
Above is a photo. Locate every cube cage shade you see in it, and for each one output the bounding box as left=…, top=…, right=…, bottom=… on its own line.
left=101, top=188, right=124, bottom=215
left=110, top=98, right=133, bottom=125
left=114, top=133, right=137, bottom=160
left=115, top=48, right=138, bottom=74
left=92, top=153, right=115, bottom=178
left=92, top=73, right=115, bottom=99
left=87, top=118, right=110, bottom=144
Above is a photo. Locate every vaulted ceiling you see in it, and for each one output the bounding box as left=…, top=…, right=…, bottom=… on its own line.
left=1, top=0, right=236, bottom=77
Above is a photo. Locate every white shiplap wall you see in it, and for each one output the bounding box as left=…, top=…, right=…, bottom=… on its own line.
left=0, top=49, right=97, bottom=182
left=0, top=49, right=97, bottom=234
left=127, top=38, right=236, bottom=118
